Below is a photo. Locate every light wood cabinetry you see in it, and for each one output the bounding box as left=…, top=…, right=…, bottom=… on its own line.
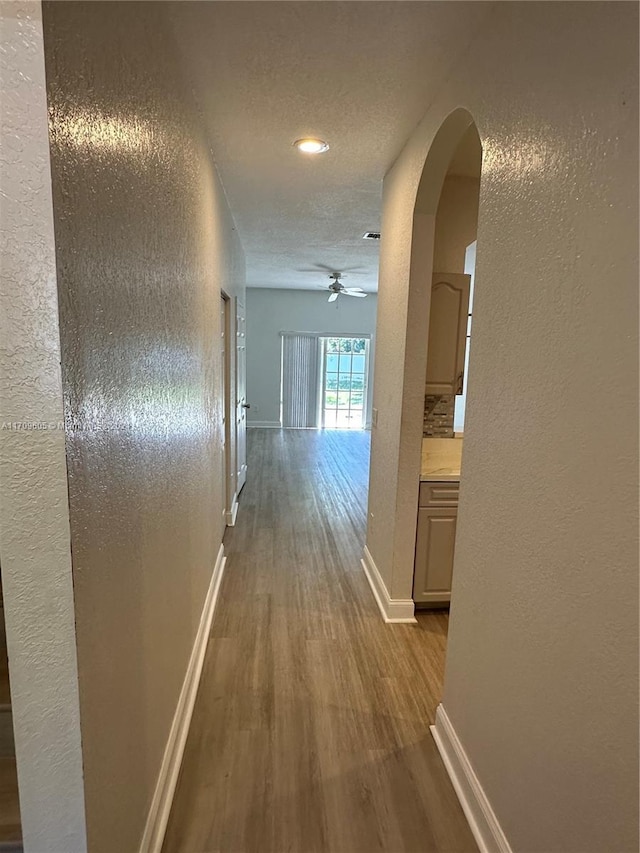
left=413, top=480, right=459, bottom=606
left=425, top=272, right=470, bottom=396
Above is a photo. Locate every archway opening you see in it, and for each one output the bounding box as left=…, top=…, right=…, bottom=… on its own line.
left=409, top=111, right=482, bottom=697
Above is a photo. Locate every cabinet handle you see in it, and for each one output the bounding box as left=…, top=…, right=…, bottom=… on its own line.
left=456, top=372, right=464, bottom=394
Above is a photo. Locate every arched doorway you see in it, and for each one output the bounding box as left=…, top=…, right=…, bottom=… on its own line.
left=412, top=118, right=482, bottom=618
left=363, top=110, right=483, bottom=630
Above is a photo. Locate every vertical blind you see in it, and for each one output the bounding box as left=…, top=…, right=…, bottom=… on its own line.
left=281, top=333, right=319, bottom=428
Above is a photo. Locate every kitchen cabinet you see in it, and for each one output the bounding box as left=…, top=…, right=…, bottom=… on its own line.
left=425, top=272, right=470, bottom=396
left=413, top=480, right=459, bottom=606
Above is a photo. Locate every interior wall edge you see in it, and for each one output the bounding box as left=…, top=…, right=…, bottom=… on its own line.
left=0, top=3, right=88, bottom=850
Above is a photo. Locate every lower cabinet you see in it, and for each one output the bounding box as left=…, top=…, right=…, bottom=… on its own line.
left=413, top=481, right=459, bottom=606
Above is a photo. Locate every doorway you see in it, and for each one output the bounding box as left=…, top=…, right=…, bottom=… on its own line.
left=221, top=293, right=232, bottom=529
left=319, top=336, right=369, bottom=430
left=406, top=116, right=482, bottom=711
left=235, top=300, right=247, bottom=495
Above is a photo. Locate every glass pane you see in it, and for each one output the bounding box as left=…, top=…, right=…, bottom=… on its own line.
left=337, top=391, right=351, bottom=409
left=350, top=374, right=364, bottom=391
left=339, top=353, right=352, bottom=372
left=352, top=339, right=366, bottom=353
left=326, top=353, right=339, bottom=372
left=325, top=372, right=338, bottom=391
left=352, top=354, right=365, bottom=373
left=350, top=392, right=364, bottom=407
left=337, top=409, right=362, bottom=429
left=324, top=391, right=338, bottom=407
left=324, top=410, right=337, bottom=428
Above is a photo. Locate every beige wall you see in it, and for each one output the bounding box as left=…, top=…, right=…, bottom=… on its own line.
left=367, top=3, right=638, bottom=851
left=42, top=3, right=245, bottom=852
left=0, top=4, right=87, bottom=849
left=433, top=175, right=480, bottom=274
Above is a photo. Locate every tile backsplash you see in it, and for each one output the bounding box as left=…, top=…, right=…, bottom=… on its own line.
left=423, top=394, right=455, bottom=437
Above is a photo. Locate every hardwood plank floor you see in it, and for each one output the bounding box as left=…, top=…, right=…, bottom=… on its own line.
left=0, top=596, right=20, bottom=849
left=163, top=428, right=476, bottom=853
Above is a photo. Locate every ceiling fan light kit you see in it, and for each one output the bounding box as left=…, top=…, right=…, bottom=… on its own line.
left=324, top=272, right=367, bottom=303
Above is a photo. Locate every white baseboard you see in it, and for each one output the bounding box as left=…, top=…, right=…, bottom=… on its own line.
left=139, top=544, right=226, bottom=853
left=361, top=546, right=416, bottom=623
left=430, top=705, right=512, bottom=853
left=247, top=421, right=281, bottom=428
left=225, top=494, right=239, bottom=526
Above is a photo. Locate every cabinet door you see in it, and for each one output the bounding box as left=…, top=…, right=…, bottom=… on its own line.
left=413, top=507, right=458, bottom=604
left=425, top=273, right=470, bottom=396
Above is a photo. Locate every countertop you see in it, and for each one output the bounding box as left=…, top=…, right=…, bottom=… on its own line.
left=420, top=437, right=462, bottom=481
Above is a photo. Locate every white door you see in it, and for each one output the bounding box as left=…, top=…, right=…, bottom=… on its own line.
left=235, top=302, right=247, bottom=493
left=221, top=294, right=237, bottom=526
left=220, top=296, right=227, bottom=528
left=320, top=336, right=369, bottom=429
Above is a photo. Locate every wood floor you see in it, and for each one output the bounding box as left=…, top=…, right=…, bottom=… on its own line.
left=0, top=593, right=21, bottom=851
left=163, top=428, right=476, bottom=853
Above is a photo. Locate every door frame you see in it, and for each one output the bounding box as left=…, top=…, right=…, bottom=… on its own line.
left=318, top=335, right=371, bottom=430
left=234, top=299, right=247, bottom=497
left=221, top=291, right=236, bottom=526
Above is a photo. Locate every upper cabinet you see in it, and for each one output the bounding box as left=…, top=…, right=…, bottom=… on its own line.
left=425, top=272, right=471, bottom=396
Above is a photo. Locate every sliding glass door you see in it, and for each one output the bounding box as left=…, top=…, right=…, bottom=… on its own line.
left=320, top=337, right=369, bottom=429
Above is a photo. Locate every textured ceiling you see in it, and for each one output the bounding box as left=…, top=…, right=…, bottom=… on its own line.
left=168, top=2, right=493, bottom=291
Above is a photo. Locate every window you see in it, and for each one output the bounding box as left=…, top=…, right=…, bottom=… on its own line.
left=320, top=337, right=369, bottom=429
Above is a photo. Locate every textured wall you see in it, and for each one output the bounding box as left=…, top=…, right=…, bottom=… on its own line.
left=0, top=3, right=87, bottom=850
left=246, top=288, right=377, bottom=427
left=367, top=3, right=638, bottom=851
left=433, top=175, right=480, bottom=274
left=42, top=3, right=244, bottom=851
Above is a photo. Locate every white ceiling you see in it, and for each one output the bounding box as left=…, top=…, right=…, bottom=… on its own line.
left=169, top=2, right=492, bottom=292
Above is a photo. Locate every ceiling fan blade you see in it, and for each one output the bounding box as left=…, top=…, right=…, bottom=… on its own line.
left=296, top=264, right=367, bottom=274
left=328, top=292, right=339, bottom=303
left=296, top=262, right=342, bottom=273
left=344, top=287, right=364, bottom=293
left=344, top=291, right=367, bottom=298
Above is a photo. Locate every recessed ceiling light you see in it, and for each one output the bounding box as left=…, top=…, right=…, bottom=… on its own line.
left=293, top=137, right=329, bottom=154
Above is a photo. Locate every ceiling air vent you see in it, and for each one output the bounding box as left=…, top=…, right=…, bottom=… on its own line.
left=363, top=231, right=381, bottom=240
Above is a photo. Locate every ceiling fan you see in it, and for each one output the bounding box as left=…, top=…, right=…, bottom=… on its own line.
left=322, top=273, right=367, bottom=303
left=297, top=262, right=367, bottom=274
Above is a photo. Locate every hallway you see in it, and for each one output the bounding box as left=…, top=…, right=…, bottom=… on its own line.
left=163, top=429, right=475, bottom=853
